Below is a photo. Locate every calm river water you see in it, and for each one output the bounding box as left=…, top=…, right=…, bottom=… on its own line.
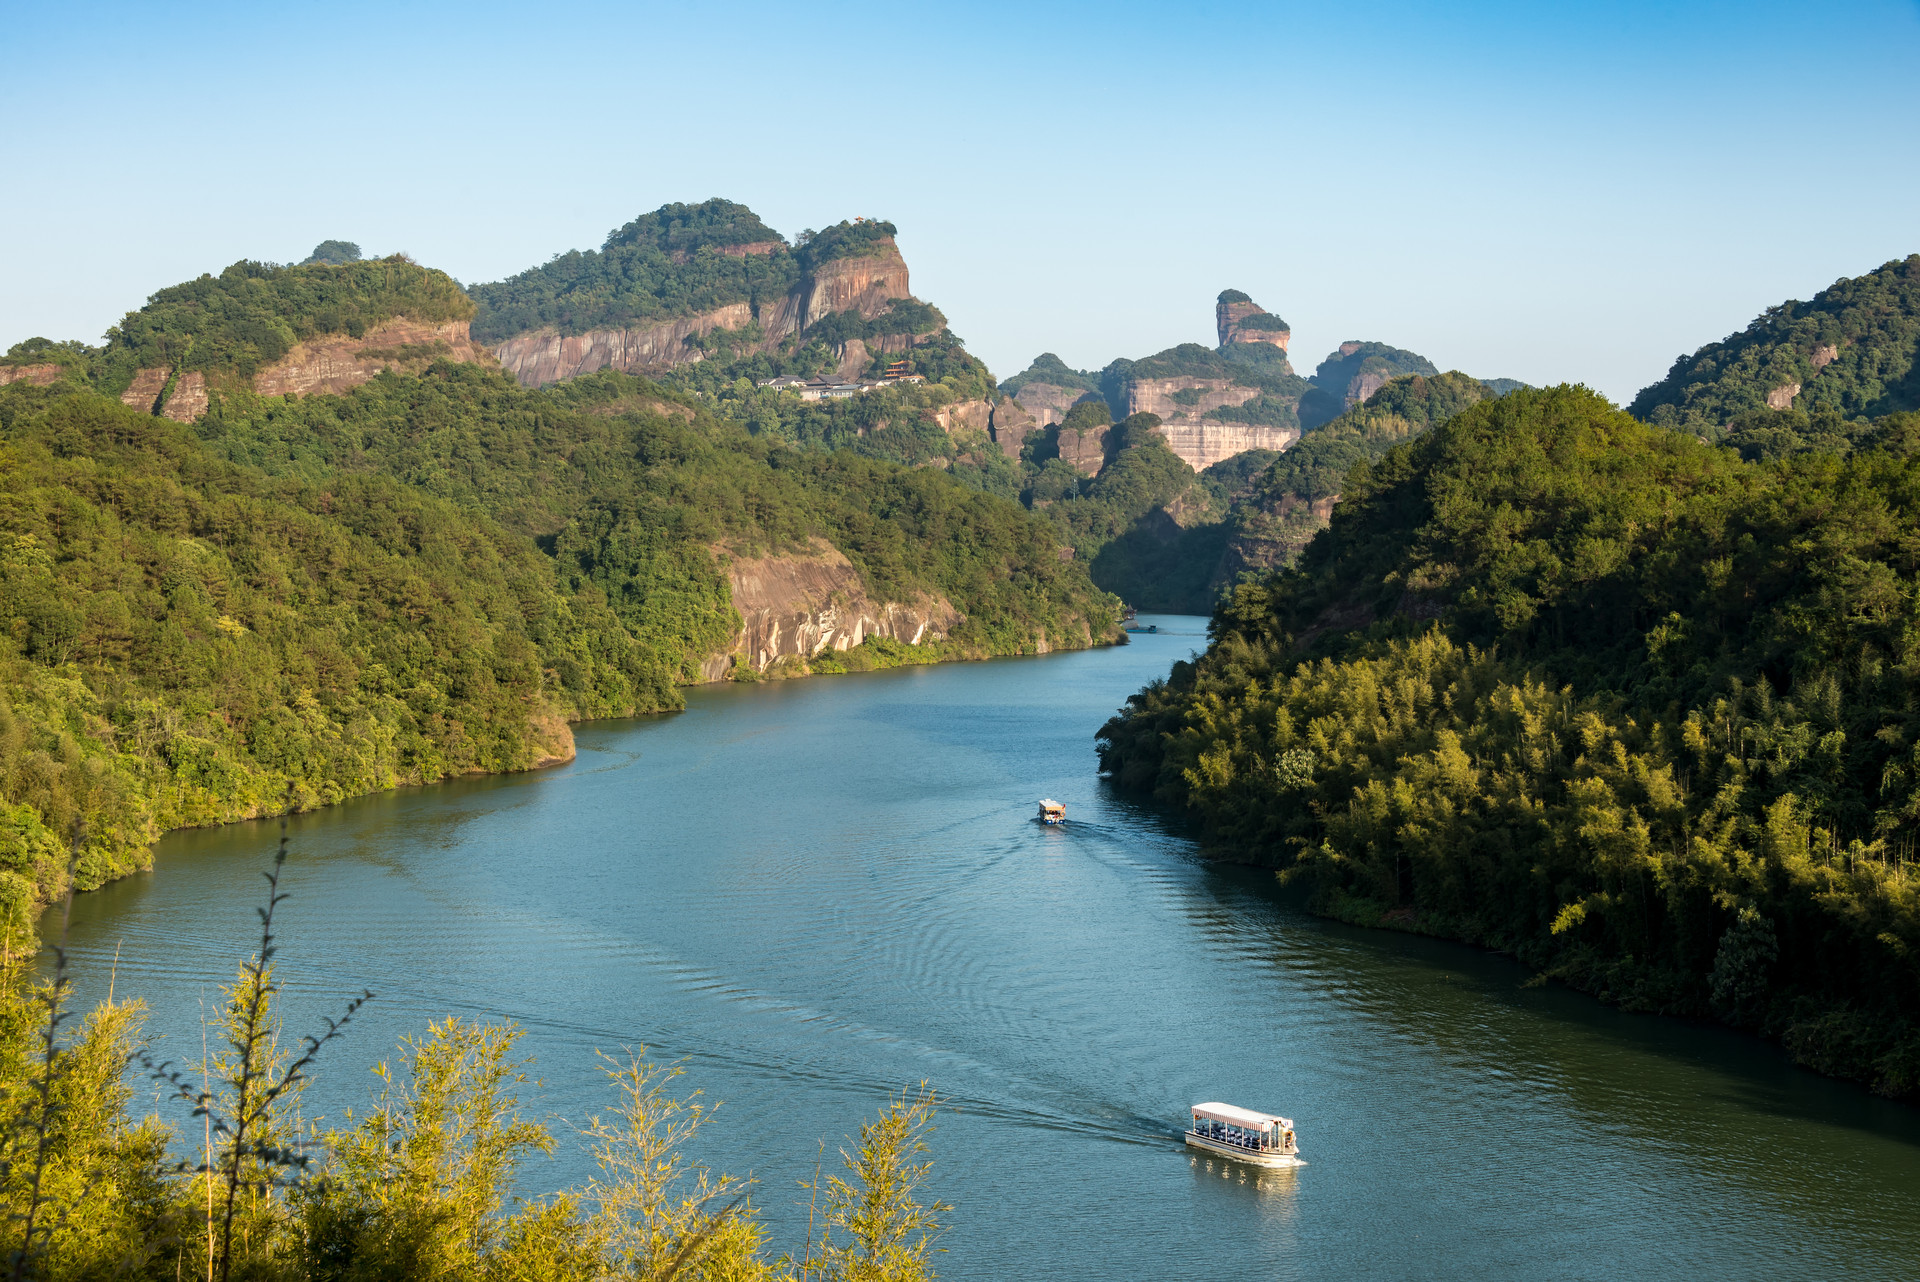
left=52, top=616, right=1920, bottom=1279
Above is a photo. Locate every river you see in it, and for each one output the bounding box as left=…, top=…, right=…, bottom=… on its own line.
left=52, top=616, right=1920, bottom=1279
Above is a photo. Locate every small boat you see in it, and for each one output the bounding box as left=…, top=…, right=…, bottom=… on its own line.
left=1037, top=799, right=1066, bottom=825
left=1184, top=1102, right=1301, bottom=1168
left=1124, top=624, right=1158, bottom=634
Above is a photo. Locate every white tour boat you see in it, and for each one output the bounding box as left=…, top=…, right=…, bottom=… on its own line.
left=1037, top=799, right=1066, bottom=825
left=1184, top=1102, right=1301, bottom=1167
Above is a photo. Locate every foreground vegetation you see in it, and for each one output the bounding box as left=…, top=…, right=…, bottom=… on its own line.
left=1100, top=385, right=1920, bottom=1096
left=0, top=845, right=948, bottom=1280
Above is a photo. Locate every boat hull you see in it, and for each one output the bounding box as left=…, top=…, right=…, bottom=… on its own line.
left=1184, top=1132, right=1303, bottom=1168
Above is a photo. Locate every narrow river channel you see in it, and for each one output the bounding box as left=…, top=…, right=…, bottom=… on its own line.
left=52, top=616, right=1920, bottom=1279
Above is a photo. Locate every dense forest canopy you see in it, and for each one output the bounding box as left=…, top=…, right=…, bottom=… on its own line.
left=299, top=239, right=363, bottom=266
left=96, top=257, right=473, bottom=389
left=602, top=197, right=783, bottom=255
left=1631, top=255, right=1920, bottom=430
left=1099, top=385, right=1920, bottom=1096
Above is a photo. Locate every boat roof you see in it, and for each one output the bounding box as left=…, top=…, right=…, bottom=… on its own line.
left=1038, top=799, right=1064, bottom=808
left=1192, top=1102, right=1292, bottom=1130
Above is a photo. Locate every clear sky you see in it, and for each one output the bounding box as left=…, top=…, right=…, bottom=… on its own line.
left=3, top=0, right=1916, bottom=403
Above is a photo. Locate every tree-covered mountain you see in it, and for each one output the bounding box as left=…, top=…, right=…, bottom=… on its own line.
left=1632, top=255, right=1920, bottom=430
left=1298, top=340, right=1440, bottom=429
left=0, top=244, right=1119, bottom=909
left=1099, top=384, right=1920, bottom=1097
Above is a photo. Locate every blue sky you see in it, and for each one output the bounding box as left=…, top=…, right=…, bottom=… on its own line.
left=3, top=0, right=1916, bottom=402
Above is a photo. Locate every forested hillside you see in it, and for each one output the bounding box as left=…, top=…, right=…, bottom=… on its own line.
left=0, top=247, right=1119, bottom=908
left=1099, top=385, right=1920, bottom=1095
left=1632, top=255, right=1920, bottom=429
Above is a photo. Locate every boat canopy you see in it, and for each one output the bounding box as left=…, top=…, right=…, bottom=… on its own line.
left=1038, top=799, right=1064, bottom=810
left=1191, top=1102, right=1292, bottom=1131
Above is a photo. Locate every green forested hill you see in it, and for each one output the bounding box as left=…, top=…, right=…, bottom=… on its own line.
left=0, top=330, right=1116, bottom=908
left=0, top=380, right=655, bottom=908
left=466, top=200, right=909, bottom=345
left=1632, top=255, right=1920, bottom=429
left=1218, top=371, right=1495, bottom=582
left=1100, top=385, right=1920, bottom=1096
left=2, top=257, right=473, bottom=396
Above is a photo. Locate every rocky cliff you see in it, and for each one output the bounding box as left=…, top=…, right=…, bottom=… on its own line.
left=494, top=238, right=916, bottom=388
left=1126, top=376, right=1261, bottom=421
left=1155, top=422, right=1299, bottom=471
left=0, top=364, right=60, bottom=387
left=253, top=318, right=485, bottom=398
left=701, top=537, right=962, bottom=679
left=1216, top=292, right=1291, bottom=351
left=494, top=305, right=755, bottom=388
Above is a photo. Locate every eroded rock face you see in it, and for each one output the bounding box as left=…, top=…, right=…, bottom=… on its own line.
left=805, top=240, right=911, bottom=320
left=1767, top=382, right=1801, bottom=410
left=1056, top=421, right=1110, bottom=474
left=933, top=399, right=993, bottom=435
left=702, top=537, right=962, bottom=679
left=1812, top=344, right=1840, bottom=369
left=1217, top=299, right=1290, bottom=350
left=1345, top=369, right=1393, bottom=409
left=1154, top=422, right=1298, bottom=471
left=0, top=365, right=59, bottom=387
left=120, top=368, right=169, bottom=413
left=163, top=372, right=207, bottom=423
left=990, top=397, right=1037, bottom=458
left=1126, top=377, right=1260, bottom=421
left=1009, top=382, right=1102, bottom=429
left=255, top=319, right=485, bottom=398
left=495, top=239, right=916, bottom=388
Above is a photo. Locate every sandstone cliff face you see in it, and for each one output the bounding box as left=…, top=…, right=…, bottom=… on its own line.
left=1009, top=381, right=1102, bottom=429
left=1217, top=299, right=1290, bottom=350
left=494, top=239, right=916, bottom=388
left=701, top=538, right=962, bottom=680
left=804, top=241, right=911, bottom=321
left=0, top=365, right=60, bottom=387
left=254, top=318, right=485, bottom=398
left=120, top=368, right=169, bottom=414
left=1126, top=376, right=1260, bottom=421
left=163, top=372, right=207, bottom=423
left=989, top=397, right=1037, bottom=458
left=1812, top=343, right=1840, bottom=369
left=1767, top=382, right=1801, bottom=410
left=1055, top=421, right=1110, bottom=474
left=1154, top=422, right=1298, bottom=471
left=1345, top=369, right=1393, bottom=408
left=933, top=399, right=993, bottom=435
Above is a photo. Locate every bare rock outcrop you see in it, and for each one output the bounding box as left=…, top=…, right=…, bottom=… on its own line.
left=1055, top=420, right=1111, bottom=474
left=990, top=397, right=1037, bottom=458
left=1217, top=298, right=1291, bottom=350
left=1126, top=376, right=1260, bottom=421
left=254, top=318, right=484, bottom=398
left=933, top=399, right=993, bottom=435
left=162, top=372, right=207, bottom=423
left=1154, top=422, right=1298, bottom=471
left=1811, top=343, right=1840, bottom=370
left=702, top=537, right=962, bottom=679
left=804, top=240, right=911, bottom=320
left=120, top=368, right=169, bottom=414
left=0, top=364, right=60, bottom=387
left=1766, top=382, right=1801, bottom=410
left=1009, top=381, right=1102, bottom=429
